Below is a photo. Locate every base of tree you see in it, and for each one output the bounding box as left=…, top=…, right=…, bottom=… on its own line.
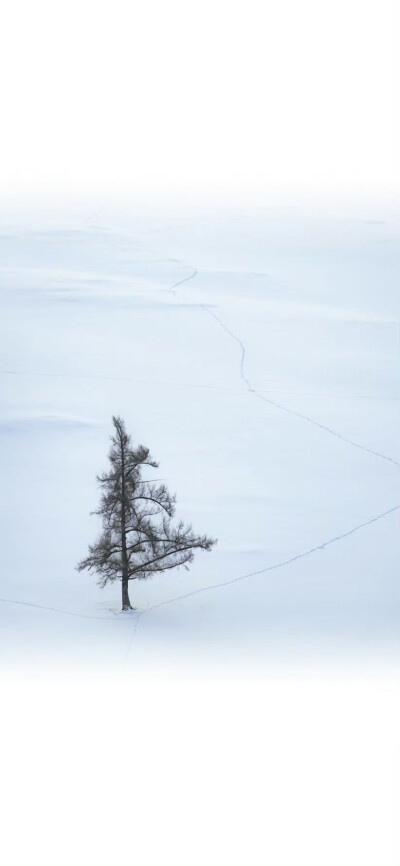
left=121, top=603, right=134, bottom=611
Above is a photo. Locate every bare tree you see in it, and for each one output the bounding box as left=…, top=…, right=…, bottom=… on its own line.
left=77, top=416, right=216, bottom=610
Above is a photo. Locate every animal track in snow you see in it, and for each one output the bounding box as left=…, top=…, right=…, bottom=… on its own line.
left=144, top=504, right=399, bottom=613
left=200, top=303, right=400, bottom=468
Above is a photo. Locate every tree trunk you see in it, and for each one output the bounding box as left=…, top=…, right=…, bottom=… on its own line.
left=119, top=424, right=132, bottom=611
left=122, top=577, right=132, bottom=610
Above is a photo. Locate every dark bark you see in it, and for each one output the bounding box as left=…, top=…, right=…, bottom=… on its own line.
left=121, top=577, right=132, bottom=610
left=119, top=423, right=131, bottom=610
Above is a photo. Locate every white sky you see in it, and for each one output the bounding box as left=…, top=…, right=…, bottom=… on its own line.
left=0, top=0, right=399, bottom=197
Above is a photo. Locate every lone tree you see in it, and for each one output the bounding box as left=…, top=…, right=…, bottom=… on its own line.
left=77, top=416, right=216, bottom=610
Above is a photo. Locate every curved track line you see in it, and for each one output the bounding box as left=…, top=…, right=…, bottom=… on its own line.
left=0, top=596, right=127, bottom=622
left=170, top=268, right=198, bottom=295
left=144, top=505, right=399, bottom=613
left=253, top=391, right=400, bottom=466
left=201, top=304, right=400, bottom=467
left=201, top=304, right=249, bottom=384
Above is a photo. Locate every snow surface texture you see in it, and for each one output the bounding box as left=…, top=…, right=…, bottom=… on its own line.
left=1, top=201, right=398, bottom=663
left=0, top=200, right=399, bottom=866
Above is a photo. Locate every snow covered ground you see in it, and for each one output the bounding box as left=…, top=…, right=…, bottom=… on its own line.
left=1, top=198, right=398, bottom=662
left=0, top=197, right=399, bottom=866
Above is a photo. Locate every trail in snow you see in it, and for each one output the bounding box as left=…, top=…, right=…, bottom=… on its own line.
left=201, top=304, right=249, bottom=385
left=200, top=304, right=400, bottom=468
left=0, top=596, right=126, bottom=622
left=144, top=505, right=399, bottom=613
left=169, top=268, right=198, bottom=295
